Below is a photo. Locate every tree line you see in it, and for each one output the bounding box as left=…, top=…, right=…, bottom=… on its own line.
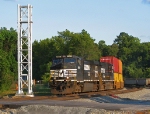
left=0, top=27, right=150, bottom=91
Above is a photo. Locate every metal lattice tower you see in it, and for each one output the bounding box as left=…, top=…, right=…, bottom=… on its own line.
left=16, top=4, right=34, bottom=97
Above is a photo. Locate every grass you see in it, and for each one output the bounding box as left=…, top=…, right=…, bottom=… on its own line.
left=0, top=84, right=51, bottom=97
left=33, top=84, right=51, bottom=96
left=0, top=83, right=17, bottom=97
left=0, top=90, right=16, bottom=98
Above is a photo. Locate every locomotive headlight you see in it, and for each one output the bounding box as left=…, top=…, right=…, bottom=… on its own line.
left=67, top=76, right=69, bottom=79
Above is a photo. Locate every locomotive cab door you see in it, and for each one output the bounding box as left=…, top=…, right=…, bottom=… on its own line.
left=76, top=58, right=84, bottom=81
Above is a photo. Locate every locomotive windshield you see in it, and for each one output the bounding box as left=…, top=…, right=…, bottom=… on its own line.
left=64, top=58, right=76, bottom=63
left=51, top=56, right=77, bottom=69
left=52, top=58, right=63, bottom=65
left=64, top=58, right=76, bottom=69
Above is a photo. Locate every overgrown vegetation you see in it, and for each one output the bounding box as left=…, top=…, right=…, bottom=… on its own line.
left=1, top=27, right=150, bottom=91
left=0, top=27, right=17, bottom=92
left=33, top=84, right=51, bottom=96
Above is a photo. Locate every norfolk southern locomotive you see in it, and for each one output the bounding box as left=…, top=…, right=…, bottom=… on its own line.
left=49, top=55, right=121, bottom=95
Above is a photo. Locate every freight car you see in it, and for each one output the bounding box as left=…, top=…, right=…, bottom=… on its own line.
left=124, top=78, right=150, bottom=87
left=100, top=56, right=124, bottom=88
left=49, top=55, right=124, bottom=95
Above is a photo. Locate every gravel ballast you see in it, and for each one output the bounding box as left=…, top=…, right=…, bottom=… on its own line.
left=70, top=88, right=150, bottom=104
left=1, top=88, right=150, bottom=114
left=115, top=88, right=150, bottom=100
left=0, top=105, right=142, bottom=114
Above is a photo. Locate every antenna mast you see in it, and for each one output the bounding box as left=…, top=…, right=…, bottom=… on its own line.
left=16, top=4, right=33, bottom=97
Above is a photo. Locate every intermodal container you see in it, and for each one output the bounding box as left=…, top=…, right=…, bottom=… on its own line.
left=118, top=74, right=123, bottom=82
left=114, top=73, right=121, bottom=89
left=114, top=73, right=119, bottom=82
left=100, top=56, right=119, bottom=73
left=118, top=60, right=122, bottom=74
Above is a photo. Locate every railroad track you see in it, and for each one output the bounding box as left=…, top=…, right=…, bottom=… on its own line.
left=0, top=87, right=143, bottom=109
left=0, top=87, right=142, bottom=102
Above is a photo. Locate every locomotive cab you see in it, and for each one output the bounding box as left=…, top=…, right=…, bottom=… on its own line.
left=50, top=55, right=81, bottom=94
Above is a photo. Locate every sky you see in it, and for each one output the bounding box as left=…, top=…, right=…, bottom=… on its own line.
left=1, top=0, right=150, bottom=45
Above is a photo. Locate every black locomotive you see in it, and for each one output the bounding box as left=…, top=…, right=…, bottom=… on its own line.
left=49, top=55, right=117, bottom=94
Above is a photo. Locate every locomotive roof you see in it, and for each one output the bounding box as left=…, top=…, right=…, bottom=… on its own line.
left=54, top=55, right=81, bottom=59
left=84, top=60, right=100, bottom=65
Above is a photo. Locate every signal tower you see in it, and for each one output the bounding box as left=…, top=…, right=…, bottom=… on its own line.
left=16, top=4, right=34, bottom=97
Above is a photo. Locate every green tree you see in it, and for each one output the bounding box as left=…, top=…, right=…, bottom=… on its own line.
left=98, top=40, right=118, bottom=57
left=32, top=37, right=65, bottom=80
left=58, top=29, right=100, bottom=60
left=114, top=32, right=141, bottom=78
left=0, top=27, right=17, bottom=91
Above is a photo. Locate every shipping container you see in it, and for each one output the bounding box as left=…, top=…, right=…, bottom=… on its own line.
left=115, top=82, right=121, bottom=89
left=114, top=73, right=119, bottom=82
left=118, top=74, right=124, bottom=88
left=118, top=74, right=123, bottom=82
left=120, top=81, right=124, bottom=88
left=100, top=56, right=119, bottom=73
left=118, top=60, right=122, bottom=74
left=114, top=73, right=120, bottom=89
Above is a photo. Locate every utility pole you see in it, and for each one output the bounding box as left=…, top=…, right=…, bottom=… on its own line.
left=16, top=4, right=34, bottom=97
